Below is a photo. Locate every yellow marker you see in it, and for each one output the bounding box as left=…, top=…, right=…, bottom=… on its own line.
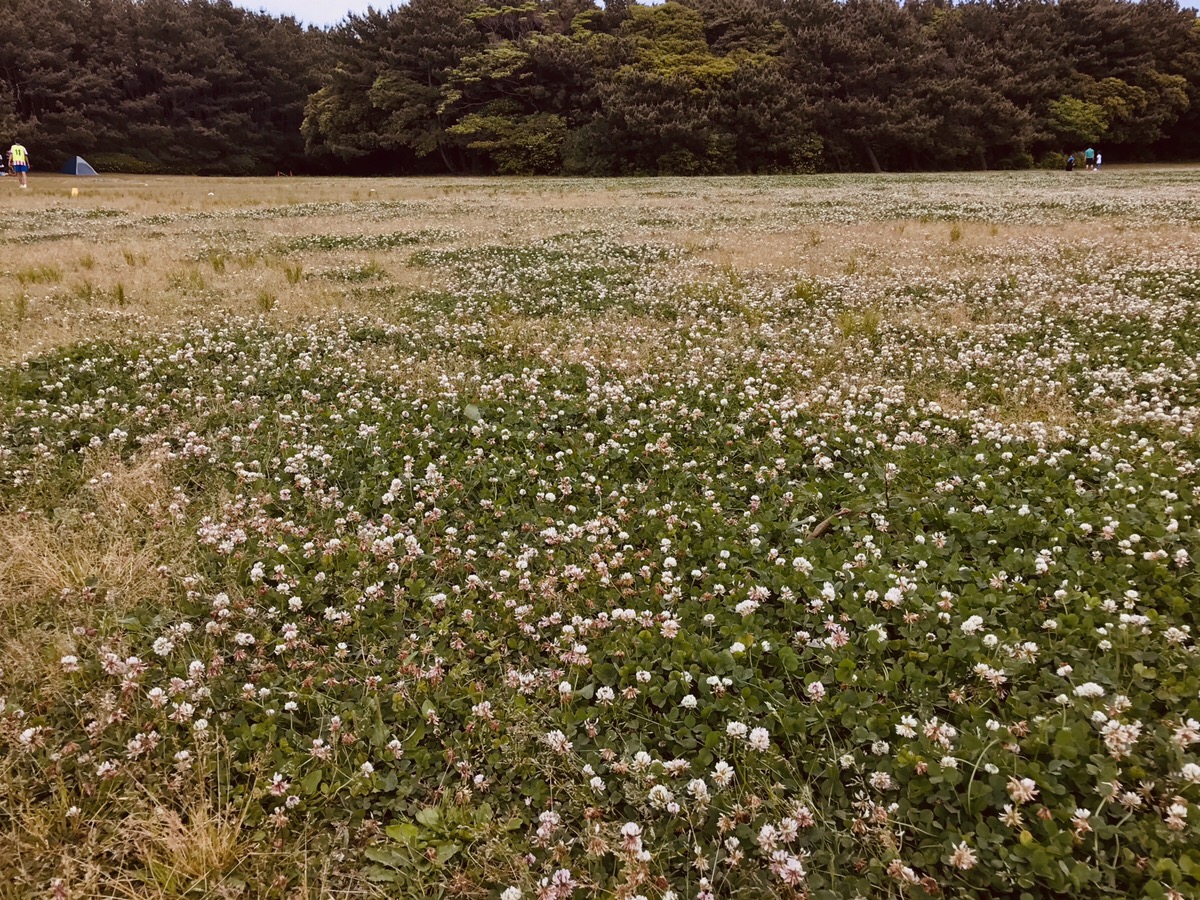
left=71, top=187, right=79, bottom=198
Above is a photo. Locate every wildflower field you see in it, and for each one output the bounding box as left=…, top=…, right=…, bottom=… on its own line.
left=1, top=171, right=1199, bottom=899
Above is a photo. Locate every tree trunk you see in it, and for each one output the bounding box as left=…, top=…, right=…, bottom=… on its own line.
left=438, top=139, right=457, bottom=175
left=863, top=140, right=882, bottom=173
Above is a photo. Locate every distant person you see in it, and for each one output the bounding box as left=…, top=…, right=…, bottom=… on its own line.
left=1095, top=153, right=1102, bottom=171
left=1084, top=146, right=1095, bottom=171
left=1066, top=154, right=1076, bottom=172
left=9, top=141, right=29, bottom=188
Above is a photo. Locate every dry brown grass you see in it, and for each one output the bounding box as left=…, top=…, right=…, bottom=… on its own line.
left=0, top=451, right=192, bottom=704
left=992, top=389, right=1081, bottom=431
left=658, top=218, right=1193, bottom=281
left=1, top=763, right=303, bottom=900
left=0, top=452, right=179, bottom=609
left=0, top=736, right=396, bottom=899
left=486, top=311, right=679, bottom=373
left=1, top=174, right=1194, bottom=365
left=123, top=791, right=250, bottom=895
left=883, top=299, right=977, bottom=333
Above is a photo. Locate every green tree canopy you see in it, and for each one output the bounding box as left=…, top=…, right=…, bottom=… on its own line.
left=2, top=0, right=1198, bottom=174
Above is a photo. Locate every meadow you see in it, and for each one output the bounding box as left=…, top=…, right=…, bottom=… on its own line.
left=0, top=170, right=1198, bottom=899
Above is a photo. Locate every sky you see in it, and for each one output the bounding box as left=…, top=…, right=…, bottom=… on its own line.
left=236, top=0, right=379, bottom=26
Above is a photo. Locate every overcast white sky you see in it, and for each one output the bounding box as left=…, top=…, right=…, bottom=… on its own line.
left=235, top=0, right=379, bottom=26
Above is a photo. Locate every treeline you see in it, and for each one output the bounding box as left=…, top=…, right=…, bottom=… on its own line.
left=2, top=0, right=1198, bottom=176
left=0, top=0, right=324, bottom=174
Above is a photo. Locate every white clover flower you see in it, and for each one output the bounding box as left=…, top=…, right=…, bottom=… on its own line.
left=1179, top=763, right=1200, bottom=784
left=680, top=694, right=697, bottom=709
left=757, top=822, right=779, bottom=850
left=711, top=760, right=734, bottom=787
left=960, top=615, right=984, bottom=635
left=647, top=784, right=674, bottom=808
left=735, top=599, right=759, bottom=617
left=949, top=841, right=977, bottom=870
left=748, top=727, right=770, bottom=752
left=1074, top=682, right=1105, bottom=699
left=869, top=771, right=895, bottom=790
left=1007, top=777, right=1039, bottom=804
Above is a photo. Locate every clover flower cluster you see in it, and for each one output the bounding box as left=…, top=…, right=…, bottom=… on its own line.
left=2, top=174, right=1200, bottom=897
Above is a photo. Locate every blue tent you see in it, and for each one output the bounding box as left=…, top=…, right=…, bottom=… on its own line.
left=60, top=156, right=98, bottom=175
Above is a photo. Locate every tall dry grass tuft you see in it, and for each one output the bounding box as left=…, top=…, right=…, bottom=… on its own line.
left=0, top=759, right=296, bottom=900
left=122, top=788, right=251, bottom=894
left=0, top=453, right=179, bottom=609
left=0, top=451, right=192, bottom=698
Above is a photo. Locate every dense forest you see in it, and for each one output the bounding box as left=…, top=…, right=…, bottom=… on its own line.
left=1, top=0, right=1198, bottom=175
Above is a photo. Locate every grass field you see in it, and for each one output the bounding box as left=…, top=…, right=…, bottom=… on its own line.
left=1, top=171, right=1199, bottom=898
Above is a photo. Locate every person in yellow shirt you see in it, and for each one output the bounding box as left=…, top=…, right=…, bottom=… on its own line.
left=9, top=142, right=29, bottom=188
